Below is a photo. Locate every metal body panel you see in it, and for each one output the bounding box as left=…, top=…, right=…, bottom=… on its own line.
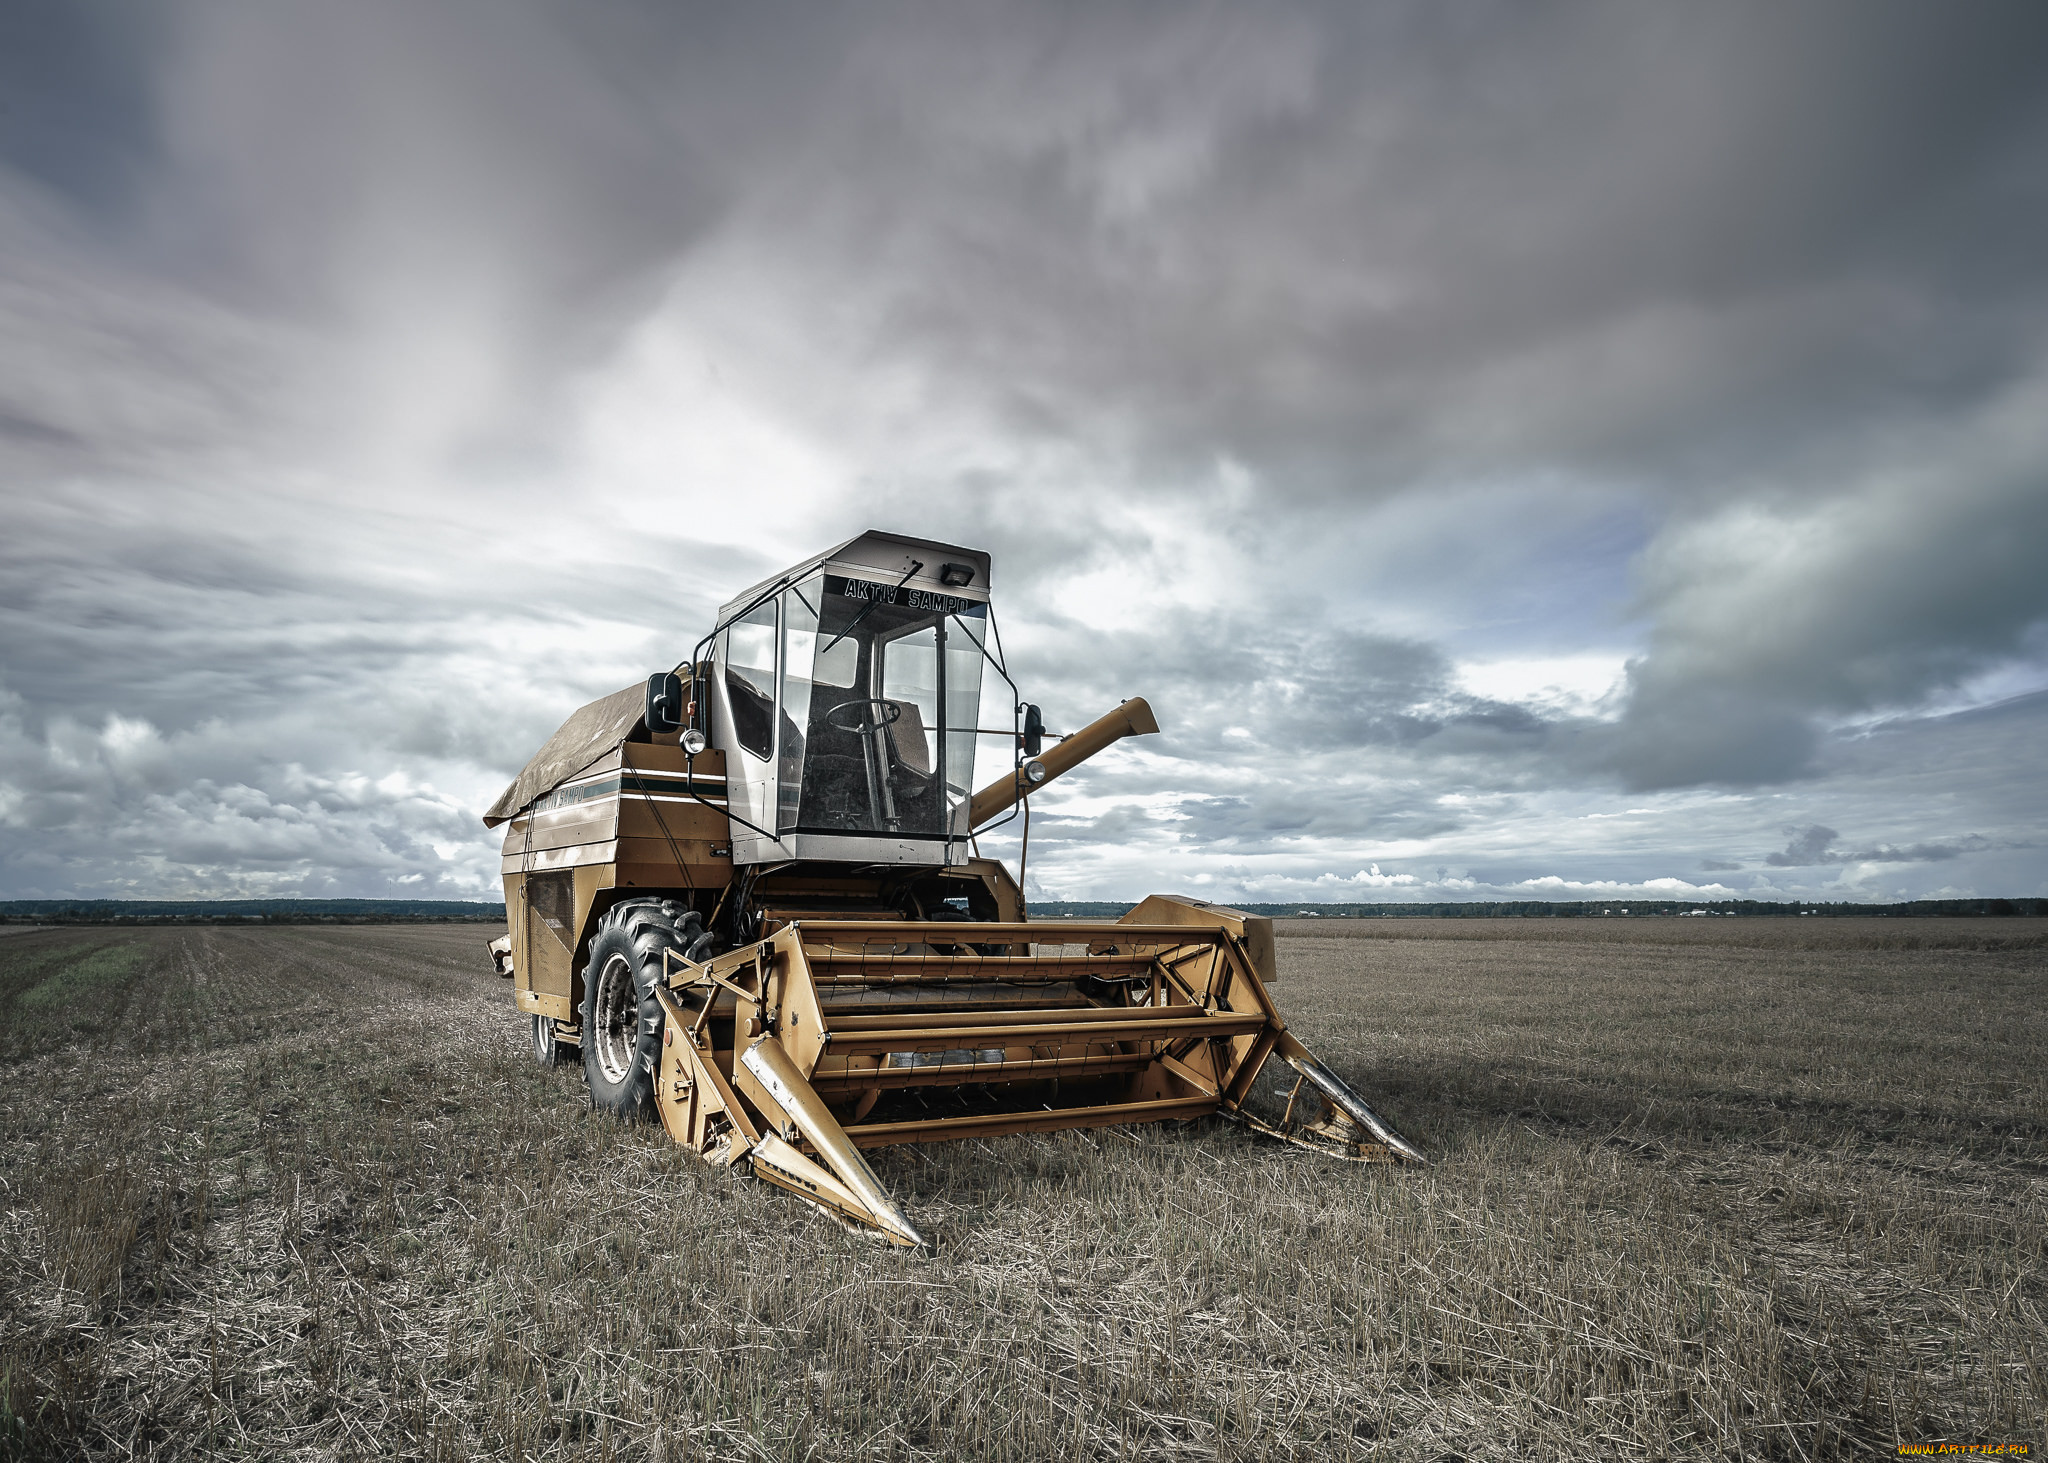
left=765, top=832, right=971, bottom=866
left=727, top=830, right=971, bottom=868
left=521, top=803, right=620, bottom=855
left=500, top=840, right=617, bottom=875
left=522, top=869, right=576, bottom=1000
left=1118, top=893, right=1277, bottom=984
left=516, top=987, right=576, bottom=1021
left=708, top=631, right=778, bottom=859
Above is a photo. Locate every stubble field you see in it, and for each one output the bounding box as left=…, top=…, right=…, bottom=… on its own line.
left=0, top=917, right=2042, bottom=1461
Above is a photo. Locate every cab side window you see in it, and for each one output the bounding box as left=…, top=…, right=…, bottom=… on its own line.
left=723, top=600, right=777, bottom=760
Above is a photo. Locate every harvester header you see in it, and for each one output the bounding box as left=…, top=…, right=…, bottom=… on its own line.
left=485, top=529, right=1418, bottom=1244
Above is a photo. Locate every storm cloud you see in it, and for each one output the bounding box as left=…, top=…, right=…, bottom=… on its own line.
left=1765, top=824, right=1987, bottom=868
left=3, top=1, right=2047, bottom=903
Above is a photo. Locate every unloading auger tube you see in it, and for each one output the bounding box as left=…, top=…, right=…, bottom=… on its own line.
left=484, top=528, right=1421, bottom=1248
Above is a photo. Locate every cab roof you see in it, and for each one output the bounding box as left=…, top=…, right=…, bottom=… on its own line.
left=716, top=530, right=991, bottom=626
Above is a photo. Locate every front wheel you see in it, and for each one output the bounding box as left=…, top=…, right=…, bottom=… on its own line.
left=580, top=901, right=689, bottom=1118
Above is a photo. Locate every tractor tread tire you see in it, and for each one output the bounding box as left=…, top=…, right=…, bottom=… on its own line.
left=581, top=898, right=696, bottom=1119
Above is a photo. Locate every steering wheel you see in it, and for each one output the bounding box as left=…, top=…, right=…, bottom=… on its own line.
left=824, top=698, right=903, bottom=735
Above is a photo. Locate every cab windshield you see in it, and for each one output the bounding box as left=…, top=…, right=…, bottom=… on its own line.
left=778, top=572, right=986, bottom=838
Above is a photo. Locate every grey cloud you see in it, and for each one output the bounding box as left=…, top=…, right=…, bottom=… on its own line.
left=708, top=1, right=2048, bottom=799
left=1017, top=606, right=1559, bottom=767
left=979, top=686, right=2048, bottom=900
left=1764, top=824, right=1987, bottom=868
left=1606, top=401, right=2048, bottom=788
left=0, top=692, right=499, bottom=898
left=154, top=3, right=719, bottom=344
left=0, top=2, right=169, bottom=226
left=796, top=3, right=2048, bottom=499
left=1698, top=859, right=1742, bottom=872
left=1767, top=825, right=1841, bottom=867
left=19, top=1, right=2048, bottom=498
left=1846, top=841, right=1971, bottom=864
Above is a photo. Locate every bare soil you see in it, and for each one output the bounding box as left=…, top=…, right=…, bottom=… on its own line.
left=0, top=918, right=2041, bottom=1460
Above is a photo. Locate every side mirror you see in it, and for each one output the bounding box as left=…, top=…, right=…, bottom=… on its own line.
left=1022, top=703, right=1044, bottom=758
left=646, top=671, right=685, bottom=734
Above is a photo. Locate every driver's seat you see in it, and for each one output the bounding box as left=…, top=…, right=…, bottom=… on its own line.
left=883, top=701, right=930, bottom=775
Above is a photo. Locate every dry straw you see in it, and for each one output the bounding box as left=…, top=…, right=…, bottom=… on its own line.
left=1, top=918, right=2041, bottom=1460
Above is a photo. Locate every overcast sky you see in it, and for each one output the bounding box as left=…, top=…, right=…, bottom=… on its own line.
left=4, top=1, right=2047, bottom=906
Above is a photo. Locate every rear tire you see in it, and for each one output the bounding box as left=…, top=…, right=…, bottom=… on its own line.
left=531, top=1012, right=565, bottom=1066
left=580, top=900, right=692, bottom=1119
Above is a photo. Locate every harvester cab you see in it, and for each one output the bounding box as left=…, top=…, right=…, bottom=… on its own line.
left=690, top=537, right=992, bottom=867
left=486, top=529, right=1418, bottom=1246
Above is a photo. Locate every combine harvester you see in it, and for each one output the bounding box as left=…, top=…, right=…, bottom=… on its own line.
left=485, top=531, right=1419, bottom=1245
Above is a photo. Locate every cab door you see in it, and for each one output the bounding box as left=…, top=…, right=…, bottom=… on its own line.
left=715, top=597, right=782, bottom=859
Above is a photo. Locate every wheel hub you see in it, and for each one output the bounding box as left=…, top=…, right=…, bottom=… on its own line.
left=592, top=953, right=638, bottom=1084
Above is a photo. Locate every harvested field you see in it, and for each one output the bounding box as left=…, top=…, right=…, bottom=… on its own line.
left=0, top=918, right=2042, bottom=1460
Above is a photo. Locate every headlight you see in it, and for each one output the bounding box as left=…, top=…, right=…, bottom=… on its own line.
left=681, top=728, right=709, bottom=756
left=1022, top=758, right=1048, bottom=785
